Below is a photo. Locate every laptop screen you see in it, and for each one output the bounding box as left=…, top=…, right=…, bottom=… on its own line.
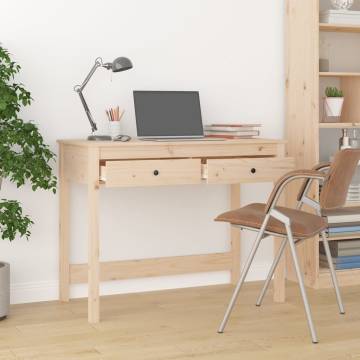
left=134, top=91, right=204, bottom=138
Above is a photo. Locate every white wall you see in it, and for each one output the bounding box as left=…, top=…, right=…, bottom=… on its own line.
left=0, top=0, right=285, bottom=304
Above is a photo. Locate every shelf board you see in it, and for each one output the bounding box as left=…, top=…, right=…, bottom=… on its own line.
left=320, top=23, right=360, bottom=33
left=320, top=266, right=360, bottom=273
left=320, top=72, right=360, bottom=77
left=319, top=122, right=360, bottom=129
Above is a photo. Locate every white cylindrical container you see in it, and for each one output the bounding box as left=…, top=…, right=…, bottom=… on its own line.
left=0, top=262, right=10, bottom=320
left=325, top=97, right=344, bottom=117
left=109, top=121, right=121, bottom=140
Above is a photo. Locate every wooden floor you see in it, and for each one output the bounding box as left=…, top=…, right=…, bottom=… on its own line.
left=1, top=282, right=360, bottom=359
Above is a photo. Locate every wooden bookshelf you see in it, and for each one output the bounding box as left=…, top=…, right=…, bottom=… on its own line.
left=286, top=0, right=360, bottom=289
left=320, top=23, right=360, bottom=33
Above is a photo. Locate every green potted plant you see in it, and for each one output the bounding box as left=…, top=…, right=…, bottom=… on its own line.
left=324, top=86, right=344, bottom=119
left=0, top=45, right=57, bottom=319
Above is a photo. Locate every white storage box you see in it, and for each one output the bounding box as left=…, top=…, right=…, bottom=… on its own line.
left=320, top=9, right=360, bottom=24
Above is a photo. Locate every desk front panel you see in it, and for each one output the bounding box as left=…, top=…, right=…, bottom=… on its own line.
left=101, top=159, right=202, bottom=187
left=100, top=157, right=294, bottom=187
left=205, top=157, right=295, bottom=184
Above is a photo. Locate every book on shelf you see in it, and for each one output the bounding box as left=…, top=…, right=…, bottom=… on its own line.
left=320, top=241, right=360, bottom=256
left=327, top=225, right=360, bottom=234
left=320, top=9, right=360, bottom=25
left=328, top=232, right=360, bottom=240
left=325, top=207, right=360, bottom=224
left=320, top=260, right=360, bottom=270
left=324, top=247, right=360, bottom=257
left=328, top=239, right=360, bottom=249
left=347, top=183, right=360, bottom=201
left=329, top=222, right=360, bottom=228
left=320, top=240, right=360, bottom=257
left=319, top=253, right=360, bottom=264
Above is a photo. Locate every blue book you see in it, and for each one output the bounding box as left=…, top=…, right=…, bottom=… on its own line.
left=333, top=262, right=360, bottom=270
left=328, top=226, right=360, bottom=234
left=320, top=254, right=360, bottom=264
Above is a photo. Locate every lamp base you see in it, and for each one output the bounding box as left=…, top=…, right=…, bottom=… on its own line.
left=87, top=135, right=112, bottom=141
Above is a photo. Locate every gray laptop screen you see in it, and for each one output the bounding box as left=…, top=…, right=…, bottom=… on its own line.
left=134, top=91, right=203, bottom=137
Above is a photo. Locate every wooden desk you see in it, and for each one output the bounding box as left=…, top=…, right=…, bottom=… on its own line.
left=58, top=139, right=294, bottom=323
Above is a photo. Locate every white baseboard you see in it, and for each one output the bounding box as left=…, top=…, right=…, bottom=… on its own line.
left=10, top=263, right=271, bottom=305
left=10, top=280, right=59, bottom=305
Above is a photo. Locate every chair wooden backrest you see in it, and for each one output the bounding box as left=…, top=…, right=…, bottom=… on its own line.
left=320, top=149, right=360, bottom=210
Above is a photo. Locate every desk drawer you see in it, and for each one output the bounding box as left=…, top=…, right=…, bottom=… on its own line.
left=205, top=157, right=294, bottom=184
left=101, top=159, right=202, bottom=187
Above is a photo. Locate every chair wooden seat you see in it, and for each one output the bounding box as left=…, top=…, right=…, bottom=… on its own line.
left=215, top=203, right=328, bottom=239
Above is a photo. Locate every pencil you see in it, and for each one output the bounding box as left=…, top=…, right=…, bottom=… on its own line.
left=119, top=109, right=124, bottom=121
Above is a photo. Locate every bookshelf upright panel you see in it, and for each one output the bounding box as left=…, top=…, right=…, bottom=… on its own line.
left=285, top=0, right=320, bottom=288
left=286, top=0, right=360, bottom=289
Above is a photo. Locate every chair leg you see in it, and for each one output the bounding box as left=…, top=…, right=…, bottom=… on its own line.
left=256, top=237, right=287, bottom=307
left=286, top=224, right=318, bottom=344
left=218, top=215, right=270, bottom=334
left=321, top=231, right=345, bottom=315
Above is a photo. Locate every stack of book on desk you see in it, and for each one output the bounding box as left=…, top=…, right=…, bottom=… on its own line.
left=321, top=207, right=360, bottom=270
left=204, top=124, right=261, bottom=139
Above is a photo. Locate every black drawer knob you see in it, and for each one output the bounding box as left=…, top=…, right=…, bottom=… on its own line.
left=153, top=170, right=160, bottom=176
left=250, top=168, right=256, bottom=174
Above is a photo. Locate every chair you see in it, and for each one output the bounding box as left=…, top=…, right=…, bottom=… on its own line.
left=215, top=148, right=360, bottom=343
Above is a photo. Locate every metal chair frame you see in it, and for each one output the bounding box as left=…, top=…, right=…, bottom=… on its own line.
left=217, top=166, right=345, bottom=344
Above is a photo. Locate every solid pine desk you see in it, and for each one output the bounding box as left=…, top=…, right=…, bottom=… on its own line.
left=58, top=138, right=294, bottom=323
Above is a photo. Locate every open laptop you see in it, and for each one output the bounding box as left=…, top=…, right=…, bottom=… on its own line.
left=134, top=91, right=207, bottom=140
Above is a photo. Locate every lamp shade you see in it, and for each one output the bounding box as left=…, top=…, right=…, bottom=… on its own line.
left=111, top=57, right=133, bottom=72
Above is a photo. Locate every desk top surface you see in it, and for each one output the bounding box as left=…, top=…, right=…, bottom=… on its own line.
left=59, top=138, right=287, bottom=161
left=57, top=138, right=286, bottom=147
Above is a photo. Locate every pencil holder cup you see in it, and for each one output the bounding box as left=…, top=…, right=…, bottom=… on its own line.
left=109, top=121, right=121, bottom=140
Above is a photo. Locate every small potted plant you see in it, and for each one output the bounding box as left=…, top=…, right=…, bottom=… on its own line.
left=0, top=46, right=57, bottom=319
left=324, top=86, right=344, bottom=119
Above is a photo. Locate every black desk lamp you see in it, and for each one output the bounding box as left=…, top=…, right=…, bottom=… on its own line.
left=74, top=57, right=133, bottom=141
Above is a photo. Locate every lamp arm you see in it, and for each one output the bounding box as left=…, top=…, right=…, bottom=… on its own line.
left=77, top=57, right=103, bottom=91
left=77, top=90, right=97, bottom=133
left=74, top=57, right=104, bottom=134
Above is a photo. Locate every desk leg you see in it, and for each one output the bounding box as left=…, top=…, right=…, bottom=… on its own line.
left=230, top=184, right=241, bottom=284
left=88, top=149, right=100, bottom=323
left=59, top=144, right=70, bottom=302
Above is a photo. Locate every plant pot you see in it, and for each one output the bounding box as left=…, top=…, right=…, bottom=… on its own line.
left=0, top=262, right=10, bottom=320
left=325, top=97, right=344, bottom=117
